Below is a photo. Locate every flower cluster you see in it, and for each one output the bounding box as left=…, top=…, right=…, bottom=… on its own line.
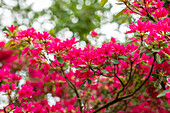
left=0, top=0, right=170, bottom=112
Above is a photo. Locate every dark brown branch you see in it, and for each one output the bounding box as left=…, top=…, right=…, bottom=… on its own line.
left=93, top=53, right=156, bottom=113
left=37, top=45, right=84, bottom=113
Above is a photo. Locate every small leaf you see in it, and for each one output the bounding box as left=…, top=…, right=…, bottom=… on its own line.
left=91, top=74, right=96, bottom=77
left=115, top=8, right=125, bottom=18
left=29, top=44, right=34, bottom=49
left=115, top=2, right=124, bottom=5
left=81, top=81, right=86, bottom=88
left=154, top=78, right=162, bottom=88
left=111, top=59, right=119, bottom=64
left=101, top=69, right=109, bottom=73
left=5, top=40, right=13, bottom=47
left=80, top=68, right=88, bottom=73
left=79, top=64, right=87, bottom=67
left=162, top=43, right=168, bottom=47
left=18, top=50, right=22, bottom=58
left=145, top=51, right=153, bottom=55
left=87, top=79, right=92, bottom=84
left=91, top=65, right=98, bottom=68
left=44, top=82, right=51, bottom=87
left=167, top=61, right=170, bottom=64
left=75, top=67, right=81, bottom=70
left=40, top=64, right=45, bottom=69
left=29, top=41, right=34, bottom=49
left=156, top=54, right=162, bottom=64
left=157, top=89, right=170, bottom=98
left=57, top=56, right=63, bottom=63
left=152, top=73, right=159, bottom=77
left=163, top=52, right=170, bottom=59
left=152, top=48, right=162, bottom=52
left=56, top=80, right=65, bottom=83
left=36, top=64, right=40, bottom=70
left=23, top=97, right=28, bottom=100
left=2, top=26, right=9, bottom=32
left=52, top=86, right=56, bottom=92
left=100, top=0, right=108, bottom=7
left=23, top=52, right=27, bottom=57
left=105, top=63, right=111, bottom=66
left=118, top=55, right=127, bottom=60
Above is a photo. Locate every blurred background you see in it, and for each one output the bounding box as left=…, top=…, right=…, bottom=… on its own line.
left=0, top=0, right=135, bottom=47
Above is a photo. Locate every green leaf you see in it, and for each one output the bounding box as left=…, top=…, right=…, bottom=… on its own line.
left=2, top=26, right=9, bottom=32
left=29, top=44, right=34, bottom=49
left=87, top=79, right=92, bottom=84
left=154, top=78, right=162, bottom=88
left=152, top=48, right=162, bottom=52
left=91, top=74, right=96, bottom=77
left=23, top=97, right=28, bottom=100
left=18, top=50, right=22, bottom=58
left=75, top=67, right=81, bottom=70
left=23, top=52, right=27, bottom=57
left=36, top=64, right=40, bottom=70
left=152, top=73, right=159, bottom=77
left=156, top=54, right=162, bottom=64
left=100, top=0, right=108, bottom=7
left=163, top=52, right=170, bottom=59
left=118, top=55, right=127, bottom=60
left=40, top=64, right=45, bottom=69
left=91, top=65, right=98, bottom=68
left=57, top=56, right=63, bottom=63
left=104, top=63, right=111, bottom=66
left=115, top=3, right=124, bottom=5
left=101, top=69, right=109, bottom=73
left=52, top=86, right=56, bottom=92
left=56, top=80, right=65, bottom=83
left=145, top=51, right=153, bottom=55
left=162, top=43, right=168, bottom=47
left=44, top=82, right=51, bottom=87
left=111, top=59, right=119, bottom=64
left=115, top=8, right=125, bottom=18
left=81, top=80, right=86, bottom=88
left=79, top=64, right=87, bottom=67
left=167, top=61, right=170, bottom=64
left=80, top=68, right=88, bottom=72
left=5, top=40, right=13, bottom=47
left=157, top=89, right=170, bottom=98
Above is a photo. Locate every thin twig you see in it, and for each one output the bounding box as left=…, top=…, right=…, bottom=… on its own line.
left=93, top=53, right=156, bottom=113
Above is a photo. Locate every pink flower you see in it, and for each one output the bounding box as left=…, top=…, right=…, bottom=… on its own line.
left=127, top=20, right=153, bottom=33
left=167, top=78, right=170, bottom=83
left=1, top=83, right=10, bottom=92
left=13, top=107, right=24, bottom=113
left=18, top=84, right=35, bottom=101
left=36, top=31, right=52, bottom=41
left=111, top=37, right=116, bottom=43
left=165, top=92, right=170, bottom=104
left=91, top=30, right=98, bottom=37
left=153, top=8, right=169, bottom=19
left=11, top=83, right=17, bottom=90
left=8, top=25, right=17, bottom=32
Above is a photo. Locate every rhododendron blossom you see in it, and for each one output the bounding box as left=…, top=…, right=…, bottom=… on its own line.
left=0, top=0, right=170, bottom=113
left=91, top=30, right=98, bottom=37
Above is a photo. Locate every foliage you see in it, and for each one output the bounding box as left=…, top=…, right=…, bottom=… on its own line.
left=0, top=0, right=170, bottom=113
left=0, top=0, right=112, bottom=43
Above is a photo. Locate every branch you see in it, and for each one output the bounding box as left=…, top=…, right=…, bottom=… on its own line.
left=93, top=53, right=156, bottom=113
left=37, top=47, right=83, bottom=113
left=60, top=68, right=83, bottom=113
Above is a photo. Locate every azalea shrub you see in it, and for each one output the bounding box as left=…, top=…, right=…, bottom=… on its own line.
left=0, top=0, right=170, bottom=113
